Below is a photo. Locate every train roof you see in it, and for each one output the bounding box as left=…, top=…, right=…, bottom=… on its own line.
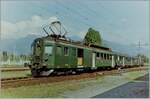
left=37, top=35, right=112, bottom=53
left=35, top=36, right=137, bottom=57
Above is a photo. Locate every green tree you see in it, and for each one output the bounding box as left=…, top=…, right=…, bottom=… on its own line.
left=84, top=28, right=102, bottom=46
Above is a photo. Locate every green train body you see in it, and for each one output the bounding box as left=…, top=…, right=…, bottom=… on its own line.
left=26, top=36, right=143, bottom=77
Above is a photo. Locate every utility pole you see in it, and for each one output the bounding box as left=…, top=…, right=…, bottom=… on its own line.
left=135, top=41, right=149, bottom=53
left=133, top=41, right=149, bottom=66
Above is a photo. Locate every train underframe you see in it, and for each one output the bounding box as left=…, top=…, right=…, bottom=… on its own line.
left=29, top=64, right=139, bottom=77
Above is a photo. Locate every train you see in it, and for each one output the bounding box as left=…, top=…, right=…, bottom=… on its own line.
left=25, top=21, right=143, bottom=77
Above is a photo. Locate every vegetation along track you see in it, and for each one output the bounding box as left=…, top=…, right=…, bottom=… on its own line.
left=1, top=66, right=148, bottom=89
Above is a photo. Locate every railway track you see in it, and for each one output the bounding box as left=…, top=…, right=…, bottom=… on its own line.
left=1, top=66, right=149, bottom=89
left=1, top=77, right=33, bottom=82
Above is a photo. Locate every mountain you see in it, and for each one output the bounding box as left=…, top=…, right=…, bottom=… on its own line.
left=0, top=34, right=149, bottom=57
left=0, top=34, right=40, bottom=54
left=102, top=40, right=149, bottom=56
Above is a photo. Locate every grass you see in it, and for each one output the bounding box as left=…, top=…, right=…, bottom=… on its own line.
left=1, top=70, right=148, bottom=98
left=1, top=79, right=91, bottom=98
left=1, top=70, right=31, bottom=78
left=144, top=63, right=150, bottom=66
left=0, top=64, right=24, bottom=68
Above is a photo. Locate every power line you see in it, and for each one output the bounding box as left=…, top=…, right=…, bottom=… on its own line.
left=55, top=0, right=92, bottom=27
left=32, top=0, right=125, bottom=42
left=32, top=1, right=141, bottom=46
left=67, top=1, right=135, bottom=44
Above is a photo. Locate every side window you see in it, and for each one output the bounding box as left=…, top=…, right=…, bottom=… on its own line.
left=101, top=53, right=103, bottom=60
left=106, top=54, right=109, bottom=60
left=96, top=53, right=99, bottom=58
left=104, top=54, right=106, bottom=60
left=110, top=54, right=112, bottom=60
left=107, top=54, right=109, bottom=60
left=45, top=46, right=53, bottom=55
left=64, top=47, right=69, bottom=56
left=56, top=46, right=62, bottom=55
left=96, top=53, right=101, bottom=59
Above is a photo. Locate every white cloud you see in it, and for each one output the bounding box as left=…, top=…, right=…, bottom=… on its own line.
left=1, top=15, right=59, bottom=39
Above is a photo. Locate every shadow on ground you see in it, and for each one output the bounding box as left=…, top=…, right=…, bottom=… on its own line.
left=93, top=73, right=149, bottom=98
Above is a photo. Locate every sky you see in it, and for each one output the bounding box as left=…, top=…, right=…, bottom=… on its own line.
left=1, top=0, right=149, bottom=46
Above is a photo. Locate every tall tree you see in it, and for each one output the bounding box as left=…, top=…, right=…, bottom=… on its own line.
left=84, top=28, right=102, bottom=46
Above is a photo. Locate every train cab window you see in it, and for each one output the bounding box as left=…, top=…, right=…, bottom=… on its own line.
left=45, top=46, right=53, bottom=55
left=36, top=46, right=41, bottom=56
left=56, top=46, right=62, bottom=55
left=64, top=47, right=69, bottom=56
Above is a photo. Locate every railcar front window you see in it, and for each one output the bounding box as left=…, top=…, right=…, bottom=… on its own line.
left=31, top=45, right=34, bottom=55
left=36, top=46, right=41, bottom=56
left=45, top=46, right=53, bottom=55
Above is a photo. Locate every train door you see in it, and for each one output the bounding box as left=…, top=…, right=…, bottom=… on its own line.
left=123, top=57, right=125, bottom=67
left=77, top=48, right=83, bottom=65
left=92, top=53, right=96, bottom=68
left=111, top=55, right=115, bottom=68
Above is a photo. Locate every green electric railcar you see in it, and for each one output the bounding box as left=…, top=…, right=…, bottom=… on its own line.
left=26, top=36, right=142, bottom=77
left=28, top=36, right=116, bottom=76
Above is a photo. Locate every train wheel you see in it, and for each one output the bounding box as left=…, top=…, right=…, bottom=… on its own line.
left=71, top=71, right=76, bottom=75
left=31, top=69, right=39, bottom=77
